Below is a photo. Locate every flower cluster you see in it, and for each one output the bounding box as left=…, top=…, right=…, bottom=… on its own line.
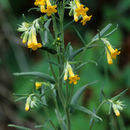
left=64, top=62, right=80, bottom=85
left=25, top=94, right=39, bottom=111
left=102, top=38, right=120, bottom=64
left=69, top=0, right=92, bottom=25
left=17, top=20, right=42, bottom=51
left=109, top=100, right=125, bottom=116
left=34, top=0, right=57, bottom=16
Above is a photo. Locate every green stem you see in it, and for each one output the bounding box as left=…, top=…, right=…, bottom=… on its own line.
left=47, top=53, right=58, bottom=82
left=65, top=107, right=71, bottom=130
left=89, top=100, right=106, bottom=130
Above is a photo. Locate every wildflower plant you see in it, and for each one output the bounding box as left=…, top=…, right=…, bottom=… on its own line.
left=10, top=0, right=127, bottom=129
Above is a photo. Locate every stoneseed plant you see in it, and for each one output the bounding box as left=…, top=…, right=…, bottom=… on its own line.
left=9, top=0, right=127, bottom=129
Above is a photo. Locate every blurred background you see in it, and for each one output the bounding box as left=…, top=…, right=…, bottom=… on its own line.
left=0, top=0, right=130, bottom=129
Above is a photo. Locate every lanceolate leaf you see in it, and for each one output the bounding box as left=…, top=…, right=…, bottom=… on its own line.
left=92, top=23, right=112, bottom=41
left=69, top=47, right=84, bottom=61
left=71, top=81, right=97, bottom=105
left=76, top=60, right=98, bottom=70
left=8, top=124, right=32, bottom=130
left=13, top=72, right=55, bottom=84
left=71, top=105, right=102, bottom=121
left=111, top=89, right=128, bottom=101
left=73, top=27, right=86, bottom=45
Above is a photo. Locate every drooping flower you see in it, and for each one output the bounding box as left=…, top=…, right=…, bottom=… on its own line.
left=109, top=100, right=125, bottom=117
left=69, top=0, right=92, bottom=25
left=27, top=27, right=42, bottom=51
left=69, top=75, right=80, bottom=85
left=45, top=0, right=57, bottom=16
left=102, top=38, right=120, bottom=64
left=34, top=0, right=46, bottom=13
left=25, top=96, right=31, bottom=111
left=64, top=62, right=80, bottom=85
left=80, top=15, right=92, bottom=26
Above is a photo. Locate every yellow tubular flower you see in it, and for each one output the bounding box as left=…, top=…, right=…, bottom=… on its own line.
left=45, top=0, right=57, bottom=16
left=106, top=48, right=113, bottom=64
left=75, top=4, right=89, bottom=17
left=25, top=102, right=29, bottom=111
left=73, top=0, right=92, bottom=25
left=64, top=62, right=80, bottom=85
left=27, top=28, right=42, bottom=51
left=107, top=44, right=120, bottom=59
left=35, top=82, right=42, bottom=89
left=74, top=12, right=79, bottom=22
left=34, top=0, right=46, bottom=13
left=69, top=75, right=80, bottom=85
left=102, top=38, right=120, bottom=64
left=81, top=15, right=92, bottom=26
left=64, top=71, right=68, bottom=80
left=114, top=108, right=120, bottom=116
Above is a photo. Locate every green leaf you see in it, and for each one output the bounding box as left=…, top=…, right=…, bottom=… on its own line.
left=15, top=97, right=26, bottom=102
left=69, top=47, right=84, bottom=61
left=111, top=89, right=128, bottom=101
left=55, top=109, right=66, bottom=130
left=41, top=46, right=57, bottom=54
left=71, top=105, right=102, bottom=121
left=105, top=24, right=118, bottom=37
left=73, top=27, right=86, bottom=45
left=71, top=81, right=97, bottom=105
left=65, top=42, right=73, bottom=60
left=64, top=20, right=74, bottom=29
left=13, top=72, right=55, bottom=84
left=48, top=61, right=63, bottom=68
left=76, top=60, right=98, bottom=70
left=92, top=23, right=112, bottom=41
left=8, top=124, right=32, bottom=130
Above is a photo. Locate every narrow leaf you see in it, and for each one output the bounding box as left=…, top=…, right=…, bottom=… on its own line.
left=76, top=60, right=98, bottom=70
left=8, top=124, right=32, bottom=130
left=92, top=24, right=112, bottom=41
left=69, top=47, right=84, bottom=61
left=71, top=81, right=97, bottom=105
left=13, top=72, right=55, bottom=84
left=15, top=97, right=26, bottom=102
left=73, top=27, right=86, bottom=45
left=111, top=89, right=128, bottom=101
left=71, top=105, right=102, bottom=121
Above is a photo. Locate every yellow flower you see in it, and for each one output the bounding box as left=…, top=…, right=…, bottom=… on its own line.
left=74, top=12, right=79, bottom=22
left=34, top=0, right=57, bottom=16
left=69, top=75, right=80, bottom=85
left=27, top=28, right=42, bottom=51
left=75, top=4, right=88, bottom=16
left=81, top=15, right=92, bottom=26
left=106, top=49, right=113, bottom=64
left=64, top=62, right=80, bottom=85
left=34, top=0, right=46, bottom=13
left=45, top=0, right=57, bottom=16
left=107, top=45, right=120, bottom=59
left=25, top=102, right=30, bottom=111
left=109, top=100, right=124, bottom=117
left=102, top=38, right=120, bottom=64
left=72, top=0, right=92, bottom=25
left=35, top=82, right=42, bottom=89
left=113, top=106, right=120, bottom=116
